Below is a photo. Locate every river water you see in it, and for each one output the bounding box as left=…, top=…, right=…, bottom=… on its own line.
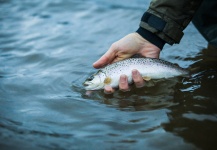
left=0, top=0, right=217, bottom=150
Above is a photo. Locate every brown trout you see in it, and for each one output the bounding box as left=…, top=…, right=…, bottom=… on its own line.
left=83, top=58, right=189, bottom=90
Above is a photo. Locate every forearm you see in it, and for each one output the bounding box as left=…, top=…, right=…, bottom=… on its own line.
left=137, top=0, right=203, bottom=47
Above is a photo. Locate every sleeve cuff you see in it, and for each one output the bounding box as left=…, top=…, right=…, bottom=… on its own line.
left=136, top=27, right=165, bottom=49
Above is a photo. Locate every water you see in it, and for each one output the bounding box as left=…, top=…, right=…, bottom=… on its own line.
left=0, top=0, right=217, bottom=149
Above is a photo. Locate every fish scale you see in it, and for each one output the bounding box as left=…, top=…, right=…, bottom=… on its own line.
left=83, top=58, right=189, bottom=90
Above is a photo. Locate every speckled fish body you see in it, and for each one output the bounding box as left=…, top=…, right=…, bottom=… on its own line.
left=83, top=58, right=189, bottom=90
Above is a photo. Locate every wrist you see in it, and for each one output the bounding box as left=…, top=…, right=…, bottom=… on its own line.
left=134, top=32, right=161, bottom=58
left=136, top=27, right=165, bottom=49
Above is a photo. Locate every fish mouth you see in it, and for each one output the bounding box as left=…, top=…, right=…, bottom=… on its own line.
left=83, top=81, right=93, bottom=87
left=83, top=74, right=104, bottom=90
left=83, top=81, right=98, bottom=90
left=83, top=81, right=103, bottom=90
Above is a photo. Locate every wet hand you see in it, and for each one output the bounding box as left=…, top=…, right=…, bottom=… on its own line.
left=93, top=32, right=160, bottom=69
left=104, top=69, right=145, bottom=94
left=93, top=32, right=160, bottom=93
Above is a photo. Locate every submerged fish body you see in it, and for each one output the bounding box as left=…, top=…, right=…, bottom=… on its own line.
left=83, top=58, right=189, bottom=90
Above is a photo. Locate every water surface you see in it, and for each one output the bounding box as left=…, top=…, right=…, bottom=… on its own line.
left=0, top=0, right=217, bottom=150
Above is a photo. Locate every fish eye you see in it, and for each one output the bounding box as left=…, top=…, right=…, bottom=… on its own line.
left=86, top=75, right=94, bottom=81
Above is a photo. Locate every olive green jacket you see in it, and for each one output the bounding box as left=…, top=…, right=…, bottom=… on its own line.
left=139, top=0, right=203, bottom=45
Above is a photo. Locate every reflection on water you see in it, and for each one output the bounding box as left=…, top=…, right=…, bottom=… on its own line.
left=82, top=78, right=179, bottom=111
left=0, top=0, right=217, bottom=149
left=164, top=46, right=217, bottom=150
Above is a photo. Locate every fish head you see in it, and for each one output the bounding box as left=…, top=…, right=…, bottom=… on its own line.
left=83, top=70, right=106, bottom=90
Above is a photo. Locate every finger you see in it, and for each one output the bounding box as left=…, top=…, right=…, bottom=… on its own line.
left=93, top=46, right=116, bottom=69
left=119, top=75, right=130, bottom=92
left=132, top=69, right=145, bottom=88
left=104, top=85, right=115, bottom=94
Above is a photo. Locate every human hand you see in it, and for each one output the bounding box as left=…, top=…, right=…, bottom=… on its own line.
left=93, top=32, right=161, bottom=94
left=93, top=32, right=160, bottom=68
left=103, top=69, right=146, bottom=94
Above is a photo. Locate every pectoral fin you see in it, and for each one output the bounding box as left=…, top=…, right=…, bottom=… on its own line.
left=104, top=77, right=112, bottom=85
left=143, top=76, right=151, bottom=81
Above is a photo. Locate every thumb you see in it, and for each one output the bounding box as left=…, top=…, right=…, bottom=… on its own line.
left=93, top=48, right=116, bottom=69
left=110, top=53, right=133, bottom=64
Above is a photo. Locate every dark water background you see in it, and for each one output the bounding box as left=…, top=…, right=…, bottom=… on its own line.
left=0, top=0, right=217, bottom=149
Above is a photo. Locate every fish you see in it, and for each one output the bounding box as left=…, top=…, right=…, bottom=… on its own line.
left=83, top=58, right=189, bottom=90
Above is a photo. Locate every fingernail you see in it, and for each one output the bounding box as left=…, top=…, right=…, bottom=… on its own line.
left=104, top=85, right=114, bottom=94
left=104, top=90, right=113, bottom=94
left=120, top=75, right=127, bottom=83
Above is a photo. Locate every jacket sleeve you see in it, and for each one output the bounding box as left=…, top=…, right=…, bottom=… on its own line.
left=136, top=0, right=203, bottom=49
